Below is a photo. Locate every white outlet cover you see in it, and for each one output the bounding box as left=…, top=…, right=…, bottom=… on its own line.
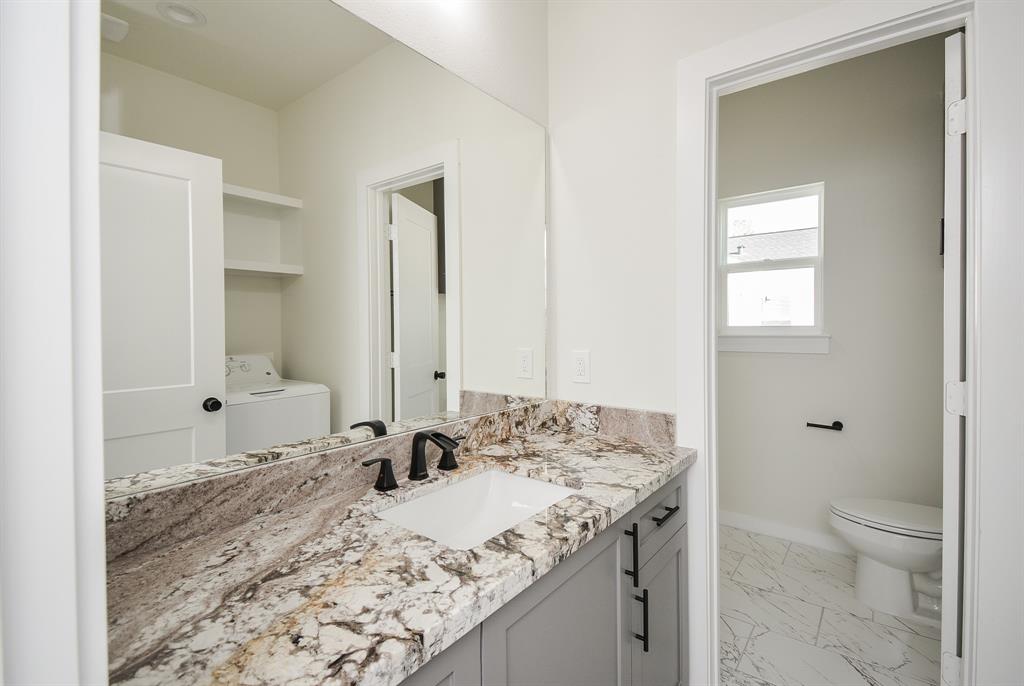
left=516, top=348, right=534, bottom=379
left=572, top=349, right=590, bottom=383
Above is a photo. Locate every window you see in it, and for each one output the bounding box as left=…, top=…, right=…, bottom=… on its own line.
left=718, top=183, right=828, bottom=353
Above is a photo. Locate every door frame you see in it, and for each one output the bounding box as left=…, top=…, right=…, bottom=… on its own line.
left=676, top=2, right=981, bottom=684
left=356, top=141, right=462, bottom=423
left=0, top=0, right=108, bottom=682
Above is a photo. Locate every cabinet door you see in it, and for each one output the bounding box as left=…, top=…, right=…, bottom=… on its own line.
left=400, top=626, right=481, bottom=686
left=630, top=525, right=688, bottom=686
left=482, top=524, right=630, bottom=686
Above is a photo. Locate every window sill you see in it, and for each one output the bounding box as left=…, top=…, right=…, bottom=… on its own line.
left=718, top=334, right=831, bottom=354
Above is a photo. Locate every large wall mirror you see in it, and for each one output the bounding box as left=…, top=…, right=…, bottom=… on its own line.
left=99, top=0, right=546, bottom=491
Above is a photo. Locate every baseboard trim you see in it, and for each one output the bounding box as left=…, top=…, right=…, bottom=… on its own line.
left=719, top=509, right=853, bottom=555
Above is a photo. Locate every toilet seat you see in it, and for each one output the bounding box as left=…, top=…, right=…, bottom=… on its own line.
left=830, top=498, right=942, bottom=541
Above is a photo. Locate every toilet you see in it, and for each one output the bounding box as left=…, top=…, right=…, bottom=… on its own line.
left=829, top=498, right=942, bottom=619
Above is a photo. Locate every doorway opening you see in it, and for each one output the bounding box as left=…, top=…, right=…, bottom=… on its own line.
left=713, top=30, right=965, bottom=686
left=360, top=142, right=462, bottom=426
left=384, top=177, right=448, bottom=422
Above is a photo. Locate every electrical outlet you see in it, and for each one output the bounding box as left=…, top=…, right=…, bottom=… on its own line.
left=516, top=348, right=534, bottom=379
left=572, top=350, right=590, bottom=383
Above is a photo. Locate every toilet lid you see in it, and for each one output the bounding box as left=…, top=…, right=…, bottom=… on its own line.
left=830, top=498, right=942, bottom=539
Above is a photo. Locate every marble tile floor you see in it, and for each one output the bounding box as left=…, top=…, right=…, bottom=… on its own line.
left=719, top=525, right=940, bottom=686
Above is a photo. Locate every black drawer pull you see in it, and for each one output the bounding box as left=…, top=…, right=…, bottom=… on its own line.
left=652, top=505, right=680, bottom=527
left=633, top=589, right=650, bottom=652
left=623, top=523, right=639, bottom=587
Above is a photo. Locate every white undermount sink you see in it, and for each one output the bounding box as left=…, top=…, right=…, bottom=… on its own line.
left=376, top=470, right=576, bottom=550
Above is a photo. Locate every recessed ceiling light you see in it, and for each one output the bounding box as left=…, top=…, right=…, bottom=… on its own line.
left=156, top=2, right=207, bottom=27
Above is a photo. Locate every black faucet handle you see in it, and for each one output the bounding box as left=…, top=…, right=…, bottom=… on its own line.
left=361, top=457, right=398, bottom=491
left=430, top=431, right=461, bottom=471
left=351, top=420, right=388, bottom=437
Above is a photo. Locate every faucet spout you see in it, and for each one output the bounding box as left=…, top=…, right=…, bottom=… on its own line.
left=410, top=430, right=463, bottom=480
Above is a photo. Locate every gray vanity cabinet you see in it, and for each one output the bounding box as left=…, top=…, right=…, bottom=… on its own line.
left=480, top=523, right=631, bottom=685
left=629, top=525, right=688, bottom=686
left=399, top=626, right=481, bottom=686
left=403, top=472, right=688, bottom=686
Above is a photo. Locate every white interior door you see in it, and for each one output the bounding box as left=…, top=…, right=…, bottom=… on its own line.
left=940, top=32, right=966, bottom=686
left=391, top=193, right=441, bottom=420
left=100, top=132, right=225, bottom=478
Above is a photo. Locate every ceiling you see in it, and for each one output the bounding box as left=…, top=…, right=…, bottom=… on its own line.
left=101, top=0, right=394, bottom=110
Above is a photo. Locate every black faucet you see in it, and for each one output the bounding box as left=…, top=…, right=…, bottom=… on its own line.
left=350, top=419, right=387, bottom=437
left=409, top=431, right=461, bottom=480
left=361, top=457, right=398, bottom=492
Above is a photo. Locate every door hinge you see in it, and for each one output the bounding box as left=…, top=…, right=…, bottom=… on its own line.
left=947, top=98, right=967, bottom=135
left=387, top=223, right=397, bottom=241
left=941, top=652, right=962, bottom=686
left=389, top=351, right=399, bottom=368
left=945, top=380, right=967, bottom=417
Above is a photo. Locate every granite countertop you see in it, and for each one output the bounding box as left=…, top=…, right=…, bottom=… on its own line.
left=107, top=428, right=697, bottom=685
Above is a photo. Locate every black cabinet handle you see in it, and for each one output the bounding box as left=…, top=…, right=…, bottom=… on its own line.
left=652, top=505, right=680, bottom=527
left=434, top=370, right=446, bottom=380
left=633, top=589, right=650, bottom=653
left=202, top=397, right=222, bottom=412
left=807, top=420, right=843, bottom=431
left=623, top=523, right=639, bottom=587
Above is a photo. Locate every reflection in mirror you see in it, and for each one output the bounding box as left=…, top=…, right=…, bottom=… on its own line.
left=98, top=0, right=546, bottom=490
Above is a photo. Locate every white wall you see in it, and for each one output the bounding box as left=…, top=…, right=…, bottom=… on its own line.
left=546, top=1, right=831, bottom=412
left=277, top=42, right=546, bottom=431
left=717, top=37, right=945, bottom=543
left=100, top=53, right=285, bottom=371
left=337, top=0, right=547, bottom=125
left=223, top=275, right=284, bottom=364
left=100, top=53, right=279, bottom=191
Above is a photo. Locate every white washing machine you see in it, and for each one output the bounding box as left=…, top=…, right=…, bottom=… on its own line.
left=225, top=354, right=330, bottom=455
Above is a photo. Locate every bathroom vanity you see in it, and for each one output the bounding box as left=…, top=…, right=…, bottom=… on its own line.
left=401, top=470, right=687, bottom=686
left=105, top=401, right=694, bottom=685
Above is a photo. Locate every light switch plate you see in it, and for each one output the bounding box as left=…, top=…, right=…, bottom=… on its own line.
left=572, top=350, right=590, bottom=383
left=516, top=348, right=534, bottom=379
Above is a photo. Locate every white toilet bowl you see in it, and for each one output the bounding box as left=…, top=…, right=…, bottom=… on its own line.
left=829, top=498, right=942, bottom=619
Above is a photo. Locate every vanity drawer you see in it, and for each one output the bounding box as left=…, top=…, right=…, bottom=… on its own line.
left=629, top=474, right=686, bottom=567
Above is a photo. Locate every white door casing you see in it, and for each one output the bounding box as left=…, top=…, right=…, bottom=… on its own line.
left=390, top=193, right=442, bottom=420
left=940, top=31, right=966, bottom=686
left=359, top=143, right=461, bottom=426
left=677, top=5, right=986, bottom=684
left=100, top=132, right=226, bottom=478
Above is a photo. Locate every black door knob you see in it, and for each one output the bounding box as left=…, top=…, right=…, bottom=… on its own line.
left=202, top=397, right=223, bottom=412
left=434, top=370, right=446, bottom=380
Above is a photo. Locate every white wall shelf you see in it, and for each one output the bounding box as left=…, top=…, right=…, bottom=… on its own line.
left=222, top=183, right=304, bottom=277
left=224, top=259, right=304, bottom=278
left=223, top=183, right=303, bottom=210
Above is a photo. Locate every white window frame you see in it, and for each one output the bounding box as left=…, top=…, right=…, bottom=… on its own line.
left=717, top=182, right=829, bottom=354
